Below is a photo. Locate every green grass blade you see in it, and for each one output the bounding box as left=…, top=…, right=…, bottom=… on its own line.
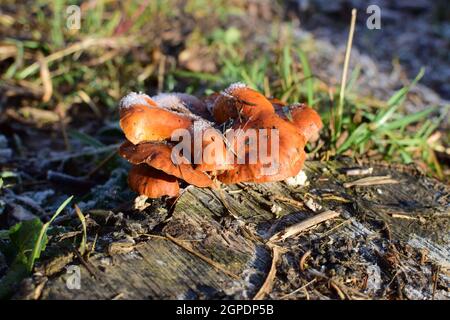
left=378, top=106, right=436, bottom=132
left=74, top=205, right=87, bottom=255
left=373, top=68, right=425, bottom=129
left=27, top=195, right=73, bottom=271
left=298, top=50, right=314, bottom=106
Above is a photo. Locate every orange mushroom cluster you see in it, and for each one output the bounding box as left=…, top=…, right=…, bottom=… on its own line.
left=118, top=83, right=323, bottom=198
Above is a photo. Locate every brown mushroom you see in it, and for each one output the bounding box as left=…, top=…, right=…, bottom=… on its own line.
left=119, top=140, right=214, bottom=188
left=217, top=113, right=307, bottom=184
left=276, top=103, right=323, bottom=142
left=119, top=92, right=193, bottom=144
left=128, top=164, right=180, bottom=198
left=119, top=86, right=323, bottom=198
left=210, top=83, right=275, bottom=124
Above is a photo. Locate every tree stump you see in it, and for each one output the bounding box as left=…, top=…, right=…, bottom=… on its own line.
left=20, top=159, right=450, bottom=300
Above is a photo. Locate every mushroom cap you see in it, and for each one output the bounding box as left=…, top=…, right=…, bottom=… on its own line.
left=211, top=83, right=275, bottom=124
left=217, top=113, right=307, bottom=184
left=152, top=92, right=213, bottom=121
left=119, top=92, right=193, bottom=144
left=189, top=122, right=234, bottom=173
left=128, top=164, right=180, bottom=198
left=119, top=140, right=214, bottom=188
left=276, top=104, right=323, bottom=142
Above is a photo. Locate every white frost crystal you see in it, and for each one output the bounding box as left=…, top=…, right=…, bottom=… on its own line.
left=133, top=195, right=150, bottom=211
left=285, top=170, right=308, bottom=187
left=119, top=92, right=151, bottom=109
left=220, top=82, right=248, bottom=98
left=152, top=93, right=191, bottom=114
left=271, top=204, right=283, bottom=214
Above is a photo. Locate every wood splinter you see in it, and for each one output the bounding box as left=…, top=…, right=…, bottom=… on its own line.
left=269, top=210, right=340, bottom=243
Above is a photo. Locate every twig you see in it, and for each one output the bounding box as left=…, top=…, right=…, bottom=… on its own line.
left=269, top=210, right=340, bottom=242
left=390, top=213, right=418, bottom=220
left=73, top=249, right=98, bottom=279
left=254, top=245, right=282, bottom=300
left=271, top=195, right=304, bottom=208
left=321, top=194, right=352, bottom=203
left=344, top=175, right=399, bottom=188
left=432, top=265, right=441, bottom=300
left=330, top=280, right=347, bottom=300
left=111, top=292, right=125, bottom=300
left=299, top=250, right=312, bottom=272
left=165, top=233, right=239, bottom=280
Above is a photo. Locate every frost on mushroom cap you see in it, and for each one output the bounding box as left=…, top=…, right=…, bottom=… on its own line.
left=119, top=92, right=193, bottom=144
left=212, top=83, right=275, bottom=124
left=220, top=82, right=248, bottom=98
left=152, top=93, right=213, bottom=123
left=119, top=92, right=154, bottom=109
left=152, top=93, right=192, bottom=114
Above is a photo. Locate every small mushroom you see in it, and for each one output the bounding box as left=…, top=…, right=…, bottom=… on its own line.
left=277, top=103, right=323, bottom=142
left=210, top=82, right=275, bottom=124
left=218, top=113, right=307, bottom=184
left=126, top=92, right=232, bottom=173
left=128, top=164, right=179, bottom=198
left=119, top=92, right=193, bottom=144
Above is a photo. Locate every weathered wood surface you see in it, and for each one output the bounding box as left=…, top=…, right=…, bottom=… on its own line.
left=18, top=160, right=450, bottom=300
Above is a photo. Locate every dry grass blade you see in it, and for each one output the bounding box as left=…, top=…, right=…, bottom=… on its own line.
left=336, top=8, right=357, bottom=135
left=165, top=233, right=240, bottom=280
left=78, top=90, right=101, bottom=118
left=19, top=36, right=135, bottom=79
left=38, top=52, right=52, bottom=102
left=343, top=175, right=399, bottom=188
left=271, top=195, right=304, bottom=208
left=269, top=210, right=340, bottom=242
left=254, top=245, right=282, bottom=300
